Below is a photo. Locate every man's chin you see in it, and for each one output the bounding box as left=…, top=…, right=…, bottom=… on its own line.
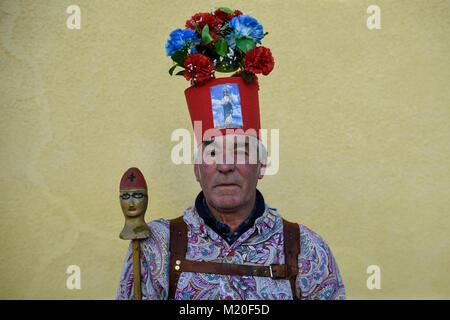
left=216, top=187, right=242, bottom=198
left=208, top=195, right=243, bottom=213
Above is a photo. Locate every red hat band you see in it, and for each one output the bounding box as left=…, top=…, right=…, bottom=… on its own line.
left=185, top=77, right=261, bottom=145
left=120, top=167, right=147, bottom=190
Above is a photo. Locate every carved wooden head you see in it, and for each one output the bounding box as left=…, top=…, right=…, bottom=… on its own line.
left=119, top=167, right=150, bottom=239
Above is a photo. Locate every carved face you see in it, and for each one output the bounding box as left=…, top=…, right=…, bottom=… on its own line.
left=119, top=189, right=148, bottom=218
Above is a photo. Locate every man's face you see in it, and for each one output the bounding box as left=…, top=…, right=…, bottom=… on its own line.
left=119, top=189, right=148, bottom=219
left=194, top=134, right=265, bottom=214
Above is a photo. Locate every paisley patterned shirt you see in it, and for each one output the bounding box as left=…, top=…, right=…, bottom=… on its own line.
left=116, top=204, right=346, bottom=300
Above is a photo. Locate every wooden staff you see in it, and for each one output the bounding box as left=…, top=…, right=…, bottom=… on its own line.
left=119, top=167, right=150, bottom=300
left=132, top=240, right=142, bottom=300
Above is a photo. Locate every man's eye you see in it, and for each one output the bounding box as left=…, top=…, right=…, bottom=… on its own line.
left=120, top=193, right=131, bottom=200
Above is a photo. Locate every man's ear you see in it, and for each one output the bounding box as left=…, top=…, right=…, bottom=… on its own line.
left=258, top=162, right=266, bottom=179
left=194, top=164, right=201, bottom=182
left=257, top=150, right=268, bottom=179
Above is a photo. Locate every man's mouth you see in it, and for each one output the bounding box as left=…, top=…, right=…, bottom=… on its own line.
left=128, top=208, right=137, bottom=211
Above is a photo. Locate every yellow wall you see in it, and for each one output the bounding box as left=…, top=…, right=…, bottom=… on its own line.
left=0, top=0, right=448, bottom=299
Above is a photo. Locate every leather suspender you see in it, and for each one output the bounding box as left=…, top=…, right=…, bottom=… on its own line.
left=283, top=219, right=301, bottom=299
left=168, top=216, right=301, bottom=300
left=168, top=216, right=186, bottom=299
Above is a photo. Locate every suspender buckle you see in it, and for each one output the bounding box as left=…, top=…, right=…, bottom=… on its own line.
left=269, top=264, right=285, bottom=279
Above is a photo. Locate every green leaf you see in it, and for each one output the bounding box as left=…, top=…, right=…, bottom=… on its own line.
left=241, top=71, right=255, bottom=83
left=201, top=25, right=214, bottom=45
left=236, top=38, right=255, bottom=53
left=171, top=50, right=187, bottom=66
left=175, top=70, right=185, bottom=76
left=169, top=64, right=177, bottom=76
left=264, top=32, right=269, bottom=36
left=214, top=37, right=228, bottom=57
left=218, top=7, right=234, bottom=15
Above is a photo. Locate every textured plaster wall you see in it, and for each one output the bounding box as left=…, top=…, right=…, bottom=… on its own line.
left=0, top=0, right=448, bottom=299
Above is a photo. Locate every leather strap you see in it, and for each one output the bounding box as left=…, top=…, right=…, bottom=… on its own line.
left=283, top=220, right=301, bottom=299
left=168, top=216, right=301, bottom=300
left=177, top=260, right=288, bottom=278
left=168, top=216, right=186, bottom=299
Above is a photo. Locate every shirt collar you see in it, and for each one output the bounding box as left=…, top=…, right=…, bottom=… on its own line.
left=184, top=191, right=279, bottom=241
left=195, top=189, right=265, bottom=244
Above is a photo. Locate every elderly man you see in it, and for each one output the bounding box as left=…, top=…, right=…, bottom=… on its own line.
left=118, top=9, right=345, bottom=298
left=116, top=78, right=345, bottom=300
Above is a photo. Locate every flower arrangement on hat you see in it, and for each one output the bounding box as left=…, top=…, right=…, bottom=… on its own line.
left=165, top=8, right=275, bottom=87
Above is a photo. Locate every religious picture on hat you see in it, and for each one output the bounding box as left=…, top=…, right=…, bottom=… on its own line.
left=211, top=83, right=243, bottom=129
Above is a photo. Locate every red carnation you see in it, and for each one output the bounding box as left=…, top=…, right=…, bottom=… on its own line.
left=244, top=46, right=275, bottom=76
left=184, top=53, right=216, bottom=86
left=186, top=12, right=219, bottom=33
left=214, top=9, right=243, bottom=25
left=207, top=31, right=221, bottom=45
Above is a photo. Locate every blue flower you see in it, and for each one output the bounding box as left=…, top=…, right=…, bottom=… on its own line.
left=165, top=28, right=200, bottom=56
left=225, top=15, right=264, bottom=48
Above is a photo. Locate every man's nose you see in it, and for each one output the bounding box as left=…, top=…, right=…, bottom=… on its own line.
left=217, top=162, right=236, bottom=173
left=214, top=149, right=236, bottom=172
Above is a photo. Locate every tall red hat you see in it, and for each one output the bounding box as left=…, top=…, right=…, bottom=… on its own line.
left=120, top=167, right=147, bottom=190
left=166, top=9, right=274, bottom=145
left=185, top=77, right=261, bottom=145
